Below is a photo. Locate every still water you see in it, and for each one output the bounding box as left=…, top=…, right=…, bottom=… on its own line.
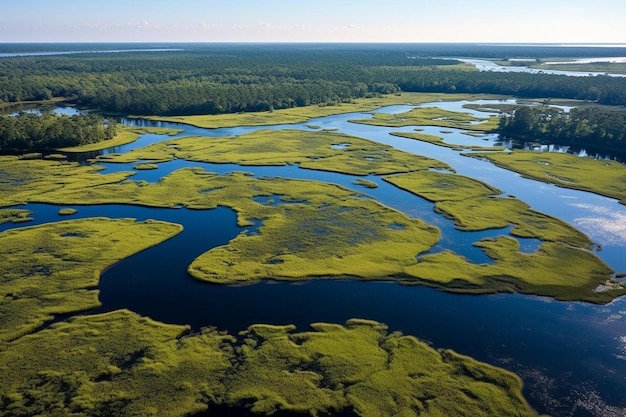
left=459, top=58, right=626, bottom=78
left=4, top=100, right=626, bottom=417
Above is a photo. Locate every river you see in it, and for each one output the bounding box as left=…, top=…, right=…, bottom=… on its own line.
left=3, top=99, right=626, bottom=417
left=458, top=58, right=626, bottom=78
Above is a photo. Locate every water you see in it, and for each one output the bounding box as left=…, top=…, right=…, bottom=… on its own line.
left=0, top=48, right=183, bottom=58
left=459, top=58, right=626, bottom=78
left=3, top=99, right=626, bottom=416
left=0, top=104, right=83, bottom=117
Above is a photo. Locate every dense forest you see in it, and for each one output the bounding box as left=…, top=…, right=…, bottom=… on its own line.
left=0, top=113, right=116, bottom=150
left=1, top=45, right=626, bottom=116
left=2, top=44, right=626, bottom=152
left=499, top=106, right=626, bottom=151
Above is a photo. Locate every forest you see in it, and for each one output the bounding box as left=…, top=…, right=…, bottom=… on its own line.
left=0, top=113, right=116, bottom=150
left=498, top=106, right=626, bottom=151
left=1, top=45, right=626, bottom=117
left=2, top=44, right=626, bottom=153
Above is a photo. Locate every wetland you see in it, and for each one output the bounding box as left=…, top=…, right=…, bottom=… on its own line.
left=2, top=94, right=626, bottom=417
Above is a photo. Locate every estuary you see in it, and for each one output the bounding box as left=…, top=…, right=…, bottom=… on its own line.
left=2, top=98, right=625, bottom=417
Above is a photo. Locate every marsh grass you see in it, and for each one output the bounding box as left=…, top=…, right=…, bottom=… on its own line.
left=351, top=107, right=500, bottom=131
left=384, top=171, right=623, bottom=302
left=141, top=93, right=502, bottom=129
left=0, top=208, right=32, bottom=224
left=58, top=207, right=77, bottom=215
left=97, top=129, right=451, bottom=176
left=134, top=162, right=159, bottom=170
left=0, top=218, right=182, bottom=342
left=352, top=179, right=378, bottom=189
left=2, top=152, right=621, bottom=301
left=0, top=310, right=541, bottom=417
left=0, top=155, right=135, bottom=207
left=468, top=151, right=626, bottom=205
left=188, top=195, right=440, bottom=285
left=532, top=62, right=626, bottom=75
left=390, top=131, right=503, bottom=151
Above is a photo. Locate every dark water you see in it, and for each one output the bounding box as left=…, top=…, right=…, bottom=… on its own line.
left=4, top=100, right=626, bottom=416
left=6, top=201, right=624, bottom=416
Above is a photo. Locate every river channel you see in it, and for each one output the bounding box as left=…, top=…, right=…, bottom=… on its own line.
left=3, top=99, right=626, bottom=417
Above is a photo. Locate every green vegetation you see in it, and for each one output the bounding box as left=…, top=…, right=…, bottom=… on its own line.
left=499, top=106, right=626, bottom=153
left=402, top=236, right=620, bottom=303
left=134, top=162, right=159, bottom=170
left=384, top=171, right=624, bottom=303
left=59, top=125, right=183, bottom=153
left=144, top=93, right=494, bottom=129
left=467, top=150, right=626, bottom=205
left=0, top=208, right=32, bottom=224
left=0, top=218, right=182, bottom=342
left=0, top=155, right=135, bottom=207
left=57, top=207, right=77, bottom=215
left=531, top=62, right=626, bottom=75
left=188, top=179, right=440, bottom=285
left=384, top=171, right=592, bottom=247
left=0, top=113, right=116, bottom=151
left=352, top=178, right=378, bottom=188
left=98, top=129, right=451, bottom=176
left=351, top=106, right=500, bottom=131
left=390, top=131, right=504, bottom=151
left=0, top=310, right=542, bottom=417
left=3, top=44, right=626, bottom=120
left=2, top=144, right=622, bottom=302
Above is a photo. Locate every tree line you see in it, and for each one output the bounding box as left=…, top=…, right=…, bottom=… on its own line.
left=499, top=106, right=626, bottom=151
left=1, top=46, right=626, bottom=117
left=0, top=113, right=117, bottom=150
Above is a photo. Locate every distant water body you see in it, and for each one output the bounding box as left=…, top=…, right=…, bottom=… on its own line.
left=0, top=48, right=183, bottom=58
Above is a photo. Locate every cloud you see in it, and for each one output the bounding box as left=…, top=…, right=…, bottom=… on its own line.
left=572, top=203, right=626, bottom=246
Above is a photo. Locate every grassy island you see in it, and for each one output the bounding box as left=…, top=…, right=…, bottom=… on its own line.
left=134, top=162, right=159, bottom=170
left=0, top=208, right=32, bottom=224
left=0, top=218, right=182, bottom=342
left=353, top=178, right=379, bottom=188
left=0, top=310, right=543, bottom=417
left=97, top=129, right=451, bottom=175
left=384, top=171, right=623, bottom=303
left=390, top=131, right=504, bottom=151
left=350, top=106, right=500, bottom=131
left=467, top=150, right=626, bottom=205
left=58, top=207, right=77, bottom=215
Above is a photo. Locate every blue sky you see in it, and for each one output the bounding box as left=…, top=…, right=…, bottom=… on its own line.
left=1, top=0, right=625, bottom=43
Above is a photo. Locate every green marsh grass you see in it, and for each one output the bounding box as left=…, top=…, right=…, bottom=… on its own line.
left=351, top=106, right=500, bottom=131
left=468, top=150, right=626, bottom=205
left=134, top=162, right=159, bottom=170
left=352, top=179, right=378, bottom=188
left=143, top=93, right=505, bottom=129
left=0, top=209, right=32, bottom=224
left=389, top=131, right=503, bottom=151
left=2, top=151, right=621, bottom=302
left=384, top=171, right=623, bottom=302
left=58, top=207, right=77, bottom=215
left=97, top=129, right=451, bottom=176
left=0, top=218, right=182, bottom=342
left=0, top=310, right=542, bottom=417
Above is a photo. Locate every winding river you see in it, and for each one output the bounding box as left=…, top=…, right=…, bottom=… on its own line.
left=3, top=99, right=626, bottom=417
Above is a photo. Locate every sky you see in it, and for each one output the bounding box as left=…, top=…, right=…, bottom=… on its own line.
left=1, top=0, right=625, bottom=43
